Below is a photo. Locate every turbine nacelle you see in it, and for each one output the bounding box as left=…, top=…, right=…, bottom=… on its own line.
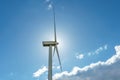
left=43, top=41, right=59, bottom=47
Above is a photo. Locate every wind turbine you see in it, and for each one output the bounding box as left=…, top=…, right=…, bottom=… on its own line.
left=42, top=4, right=62, bottom=80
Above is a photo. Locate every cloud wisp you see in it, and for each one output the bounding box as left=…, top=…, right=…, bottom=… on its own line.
left=76, top=54, right=84, bottom=60
left=45, top=0, right=53, bottom=10
left=45, top=0, right=50, bottom=2
left=33, top=65, right=62, bottom=78
left=76, top=45, right=107, bottom=60
left=33, top=66, right=47, bottom=78
left=53, top=45, right=120, bottom=80
left=88, top=44, right=108, bottom=56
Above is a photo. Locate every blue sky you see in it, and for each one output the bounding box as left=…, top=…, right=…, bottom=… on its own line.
left=0, top=0, right=120, bottom=80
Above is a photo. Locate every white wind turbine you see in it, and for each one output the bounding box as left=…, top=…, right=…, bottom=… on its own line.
left=42, top=4, right=62, bottom=80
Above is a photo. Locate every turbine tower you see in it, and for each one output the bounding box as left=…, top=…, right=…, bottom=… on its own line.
left=42, top=4, right=62, bottom=80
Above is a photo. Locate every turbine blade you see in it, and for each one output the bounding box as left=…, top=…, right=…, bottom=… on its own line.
left=55, top=46, right=62, bottom=71
left=53, top=5, right=57, bottom=42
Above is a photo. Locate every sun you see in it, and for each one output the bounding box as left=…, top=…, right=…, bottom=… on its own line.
left=41, top=27, right=70, bottom=55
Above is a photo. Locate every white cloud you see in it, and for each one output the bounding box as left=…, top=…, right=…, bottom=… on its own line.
left=104, top=44, right=108, bottom=50
left=48, top=4, right=53, bottom=10
left=88, top=44, right=108, bottom=56
left=45, top=0, right=53, bottom=10
left=33, top=66, right=48, bottom=78
left=53, top=45, right=120, bottom=80
left=45, top=0, right=50, bottom=3
left=33, top=65, right=61, bottom=78
left=57, top=66, right=60, bottom=69
left=76, top=54, right=84, bottom=60
left=10, top=72, right=14, bottom=76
